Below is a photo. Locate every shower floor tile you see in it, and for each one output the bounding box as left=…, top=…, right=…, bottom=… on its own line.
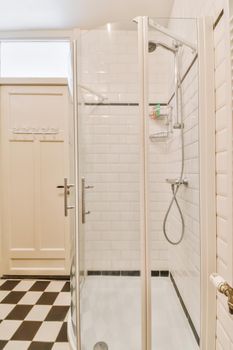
left=80, top=276, right=199, bottom=350
left=0, top=279, right=70, bottom=349
left=0, top=277, right=199, bottom=350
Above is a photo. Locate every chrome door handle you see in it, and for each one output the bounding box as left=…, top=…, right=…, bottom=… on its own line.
left=56, top=183, right=75, bottom=189
left=57, top=178, right=75, bottom=217
left=82, top=177, right=94, bottom=224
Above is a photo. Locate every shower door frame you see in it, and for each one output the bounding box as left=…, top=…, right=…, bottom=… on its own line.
left=198, top=17, right=217, bottom=350
left=139, top=16, right=217, bottom=350
left=137, top=16, right=151, bottom=350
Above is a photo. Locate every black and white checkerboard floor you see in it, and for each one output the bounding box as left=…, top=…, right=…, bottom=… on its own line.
left=0, top=279, right=70, bottom=349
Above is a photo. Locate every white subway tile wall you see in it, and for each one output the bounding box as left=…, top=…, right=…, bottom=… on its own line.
left=83, top=105, right=141, bottom=270
left=79, top=28, right=171, bottom=271
left=79, top=19, right=201, bottom=335
left=148, top=140, right=170, bottom=271
left=170, top=0, right=233, bottom=349
left=165, top=59, right=200, bottom=335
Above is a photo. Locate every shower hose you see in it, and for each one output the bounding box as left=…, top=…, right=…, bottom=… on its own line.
left=162, top=49, right=185, bottom=246
left=163, top=182, right=185, bottom=245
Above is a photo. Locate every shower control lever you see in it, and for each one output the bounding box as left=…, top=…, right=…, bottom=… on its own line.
left=166, top=178, right=188, bottom=186
left=81, top=177, right=94, bottom=224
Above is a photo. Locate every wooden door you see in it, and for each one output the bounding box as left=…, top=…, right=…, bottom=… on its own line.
left=1, top=84, right=70, bottom=275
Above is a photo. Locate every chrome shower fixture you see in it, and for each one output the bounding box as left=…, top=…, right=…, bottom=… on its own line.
left=148, top=40, right=178, bottom=54
left=173, top=122, right=184, bottom=129
left=148, top=41, right=157, bottom=53
left=148, top=21, right=188, bottom=245
left=148, top=18, right=197, bottom=53
left=166, top=178, right=188, bottom=186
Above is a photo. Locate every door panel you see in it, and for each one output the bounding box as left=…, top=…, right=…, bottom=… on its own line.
left=9, top=141, right=35, bottom=249
left=39, top=141, right=66, bottom=250
left=1, top=84, right=70, bottom=275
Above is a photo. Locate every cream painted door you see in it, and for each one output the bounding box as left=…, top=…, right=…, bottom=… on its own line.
left=1, top=84, right=70, bottom=275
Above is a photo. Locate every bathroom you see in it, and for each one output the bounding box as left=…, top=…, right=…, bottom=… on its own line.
left=0, top=0, right=232, bottom=349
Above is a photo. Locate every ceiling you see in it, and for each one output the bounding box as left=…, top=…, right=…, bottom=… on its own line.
left=0, top=0, right=174, bottom=31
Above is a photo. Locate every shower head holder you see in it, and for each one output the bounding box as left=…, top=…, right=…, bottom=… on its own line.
left=173, top=122, right=184, bottom=129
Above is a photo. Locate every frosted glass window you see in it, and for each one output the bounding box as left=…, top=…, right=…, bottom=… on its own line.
left=0, top=41, right=70, bottom=77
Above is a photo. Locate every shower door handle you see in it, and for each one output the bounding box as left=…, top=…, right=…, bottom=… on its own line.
left=82, top=177, right=94, bottom=224
left=57, top=178, right=75, bottom=217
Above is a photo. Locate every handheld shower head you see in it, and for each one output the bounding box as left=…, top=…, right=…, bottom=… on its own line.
left=148, top=40, right=178, bottom=54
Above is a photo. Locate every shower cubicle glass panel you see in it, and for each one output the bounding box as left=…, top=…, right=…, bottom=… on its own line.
left=72, top=16, right=201, bottom=350
left=76, top=21, right=142, bottom=350
left=147, top=18, right=200, bottom=349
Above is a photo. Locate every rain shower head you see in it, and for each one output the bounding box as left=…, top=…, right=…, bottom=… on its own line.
left=148, top=19, right=197, bottom=53
left=148, top=41, right=157, bottom=53
left=148, top=40, right=178, bottom=54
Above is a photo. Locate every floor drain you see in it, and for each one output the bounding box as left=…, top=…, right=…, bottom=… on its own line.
left=93, top=342, right=108, bottom=350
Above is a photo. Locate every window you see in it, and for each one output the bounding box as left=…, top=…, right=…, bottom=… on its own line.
left=0, top=41, right=70, bottom=78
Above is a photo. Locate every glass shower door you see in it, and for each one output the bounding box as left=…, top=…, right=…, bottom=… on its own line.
left=76, top=21, right=143, bottom=350
left=147, top=17, right=200, bottom=350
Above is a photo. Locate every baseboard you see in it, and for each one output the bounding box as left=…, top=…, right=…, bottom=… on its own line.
left=170, top=273, right=200, bottom=346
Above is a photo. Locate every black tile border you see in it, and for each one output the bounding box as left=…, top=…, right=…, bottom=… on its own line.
left=102, top=271, right=121, bottom=276
left=87, top=270, right=169, bottom=277
left=84, top=102, right=168, bottom=107
left=1, top=275, right=70, bottom=281
left=121, top=271, right=140, bottom=277
left=87, top=271, right=102, bottom=276
left=160, top=270, right=169, bottom=277
left=170, top=273, right=200, bottom=346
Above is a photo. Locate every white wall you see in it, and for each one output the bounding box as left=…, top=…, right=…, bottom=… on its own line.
left=82, top=104, right=141, bottom=271
left=166, top=58, right=200, bottom=334
left=79, top=28, right=171, bottom=271
left=79, top=29, right=141, bottom=271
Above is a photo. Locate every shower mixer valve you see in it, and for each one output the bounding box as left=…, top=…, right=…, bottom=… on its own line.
left=166, top=178, right=188, bottom=186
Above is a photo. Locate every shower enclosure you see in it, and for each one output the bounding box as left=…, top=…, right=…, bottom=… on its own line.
left=68, top=16, right=202, bottom=350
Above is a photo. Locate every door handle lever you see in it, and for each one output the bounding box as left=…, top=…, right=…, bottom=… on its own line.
left=57, top=178, right=75, bottom=216
left=56, top=184, right=74, bottom=189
